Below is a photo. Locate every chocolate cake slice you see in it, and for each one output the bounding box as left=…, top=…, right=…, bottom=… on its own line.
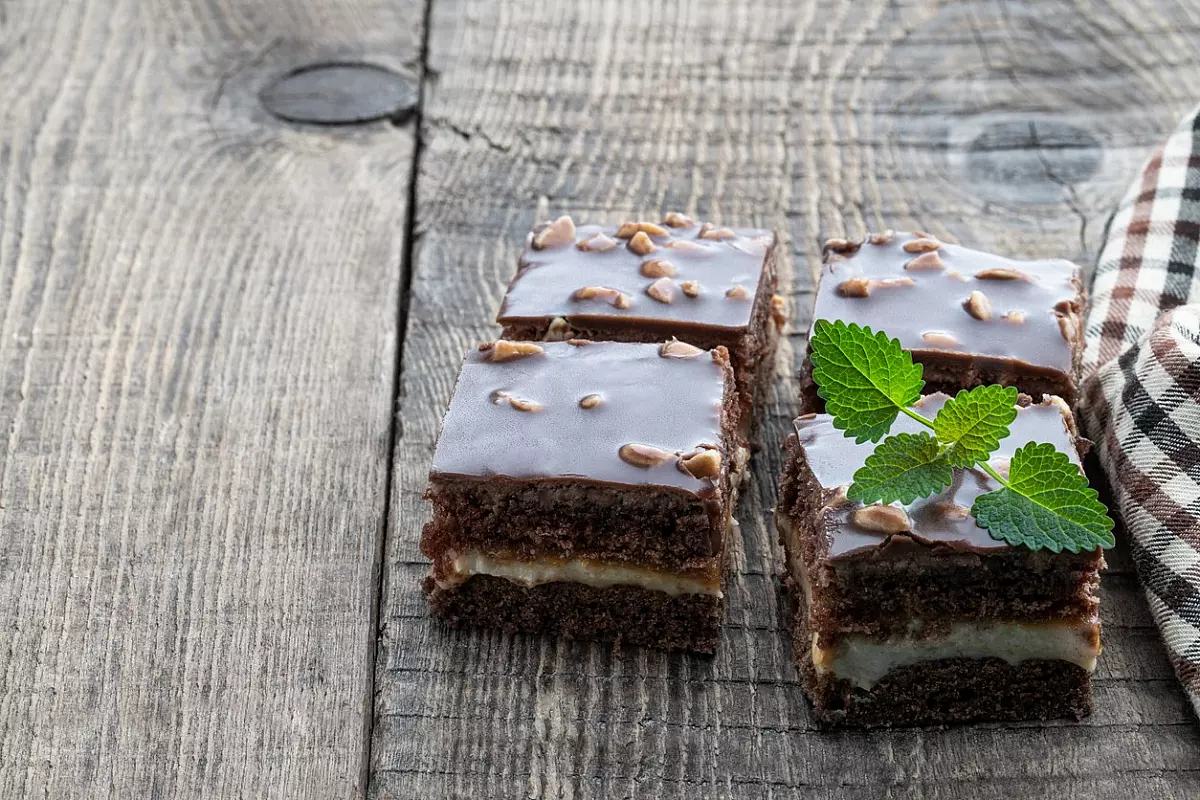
left=800, top=232, right=1085, bottom=410
left=422, top=339, right=743, bottom=653
left=777, top=393, right=1103, bottom=727
left=496, top=214, right=785, bottom=429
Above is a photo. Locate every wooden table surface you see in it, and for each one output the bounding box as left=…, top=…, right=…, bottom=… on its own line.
left=4, top=0, right=1200, bottom=797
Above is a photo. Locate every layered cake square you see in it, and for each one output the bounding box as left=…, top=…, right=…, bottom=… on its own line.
left=496, top=214, right=784, bottom=425
left=422, top=338, right=743, bottom=653
left=777, top=393, right=1103, bottom=727
left=800, top=232, right=1085, bottom=409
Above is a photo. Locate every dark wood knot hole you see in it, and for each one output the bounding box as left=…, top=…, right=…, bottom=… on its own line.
left=966, top=120, right=1101, bottom=200
left=260, top=62, right=418, bottom=126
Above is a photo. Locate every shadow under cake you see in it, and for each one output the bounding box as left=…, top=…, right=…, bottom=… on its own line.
left=777, top=393, right=1103, bottom=727
left=422, top=339, right=744, bottom=653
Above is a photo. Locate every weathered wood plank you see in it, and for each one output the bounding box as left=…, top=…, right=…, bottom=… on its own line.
left=375, top=0, right=1200, bottom=797
left=0, top=1, right=422, bottom=797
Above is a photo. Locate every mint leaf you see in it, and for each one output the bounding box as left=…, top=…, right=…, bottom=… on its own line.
left=972, top=442, right=1116, bottom=553
left=848, top=432, right=953, bottom=504
left=933, top=385, right=1019, bottom=468
left=809, top=319, right=925, bottom=443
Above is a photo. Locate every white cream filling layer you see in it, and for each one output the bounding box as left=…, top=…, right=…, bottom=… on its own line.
left=813, top=621, right=1101, bottom=690
left=439, top=551, right=723, bottom=597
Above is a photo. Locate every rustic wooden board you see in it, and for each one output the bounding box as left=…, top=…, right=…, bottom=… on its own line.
left=375, top=0, right=1200, bottom=797
left=0, top=0, right=421, bottom=797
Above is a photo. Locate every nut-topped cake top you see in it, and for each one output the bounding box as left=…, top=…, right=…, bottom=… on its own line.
left=431, top=339, right=731, bottom=496
left=811, top=231, right=1081, bottom=374
left=497, top=214, right=774, bottom=331
left=794, top=393, right=1082, bottom=559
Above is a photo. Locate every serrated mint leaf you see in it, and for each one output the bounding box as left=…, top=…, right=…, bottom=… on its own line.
left=848, top=432, right=953, bottom=504
left=933, top=385, right=1019, bottom=468
left=972, top=442, right=1116, bottom=553
left=809, top=319, right=925, bottom=443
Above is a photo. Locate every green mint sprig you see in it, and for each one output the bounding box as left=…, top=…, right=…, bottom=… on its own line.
left=809, top=319, right=1114, bottom=553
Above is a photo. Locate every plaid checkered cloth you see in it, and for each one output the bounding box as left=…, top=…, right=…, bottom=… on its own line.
left=1082, top=104, right=1200, bottom=716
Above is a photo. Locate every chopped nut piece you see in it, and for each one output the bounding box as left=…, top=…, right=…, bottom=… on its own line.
left=1004, top=311, right=1026, bottom=324
left=902, top=237, right=941, bottom=253
left=964, top=290, right=992, bottom=321
left=531, top=215, right=576, bottom=250
left=490, top=340, right=545, bottom=362
left=934, top=502, right=971, bottom=521
left=659, top=339, right=705, bottom=359
left=837, top=277, right=871, bottom=298
left=646, top=277, right=676, bottom=304
left=544, top=316, right=571, bottom=341
left=639, top=259, right=676, bottom=278
left=725, top=284, right=750, bottom=300
left=628, top=231, right=656, bottom=255
left=876, top=277, right=916, bottom=289
left=665, top=239, right=705, bottom=253
left=576, top=232, right=619, bottom=252
left=976, top=268, right=1028, bottom=281
left=868, top=230, right=896, bottom=245
left=572, top=285, right=633, bottom=309
left=566, top=338, right=591, bottom=346
left=619, top=443, right=674, bottom=468
left=680, top=280, right=701, bottom=298
left=921, top=331, right=961, bottom=348
left=663, top=211, right=696, bottom=228
left=905, top=252, right=945, bottom=271
left=912, top=230, right=933, bottom=239
left=616, top=221, right=669, bottom=238
left=851, top=505, right=912, bottom=534
left=1058, top=311, right=1079, bottom=342
left=771, top=294, right=787, bottom=328
left=825, top=237, right=859, bottom=253
left=507, top=396, right=543, bottom=412
left=578, top=393, right=602, bottom=409
left=698, top=223, right=735, bottom=240
left=678, top=449, right=722, bottom=479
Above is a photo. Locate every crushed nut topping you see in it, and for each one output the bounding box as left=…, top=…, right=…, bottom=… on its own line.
left=1004, top=311, right=1026, bottom=324
left=489, top=340, right=545, bottom=362
left=698, top=223, right=736, bottom=240
left=934, top=502, right=971, bottom=520
left=578, top=393, right=602, bottom=409
left=837, top=277, right=871, bottom=298
left=680, top=280, right=701, bottom=297
left=531, top=215, right=576, bottom=250
left=544, top=316, right=571, bottom=341
left=628, top=230, right=656, bottom=255
left=678, top=448, right=722, bottom=480
left=902, top=237, right=941, bottom=253
left=868, top=230, right=896, bottom=245
left=639, top=259, right=676, bottom=278
left=619, top=443, right=673, bottom=468
left=825, top=237, right=859, bottom=253
left=964, top=290, right=992, bottom=321
left=725, top=284, right=750, bottom=300
left=616, top=221, right=670, bottom=239
left=576, top=232, right=619, bottom=252
left=491, top=390, right=543, bottom=412
left=1058, top=311, right=1078, bottom=342
left=646, top=277, right=676, bottom=304
left=665, top=239, right=705, bottom=252
left=976, top=268, right=1028, bottom=281
left=659, top=339, right=704, bottom=359
left=851, top=505, right=911, bottom=534
left=904, top=251, right=945, bottom=271
left=771, top=294, right=787, bottom=328
left=921, top=331, right=961, bottom=349
left=572, top=285, right=633, bottom=309
left=663, top=211, right=695, bottom=228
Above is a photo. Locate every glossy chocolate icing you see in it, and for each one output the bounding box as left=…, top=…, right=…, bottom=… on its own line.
left=793, top=394, right=1080, bottom=559
left=431, top=340, right=729, bottom=496
left=809, top=233, right=1080, bottom=374
left=498, top=218, right=773, bottom=332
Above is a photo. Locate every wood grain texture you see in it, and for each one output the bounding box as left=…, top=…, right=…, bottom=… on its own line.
left=0, top=0, right=421, bottom=797
left=375, top=0, right=1200, bottom=797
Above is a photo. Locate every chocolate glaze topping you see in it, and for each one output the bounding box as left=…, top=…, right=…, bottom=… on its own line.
left=498, top=217, right=774, bottom=332
left=793, top=393, right=1080, bottom=559
left=431, top=340, right=730, bottom=496
left=810, top=233, right=1081, bottom=374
